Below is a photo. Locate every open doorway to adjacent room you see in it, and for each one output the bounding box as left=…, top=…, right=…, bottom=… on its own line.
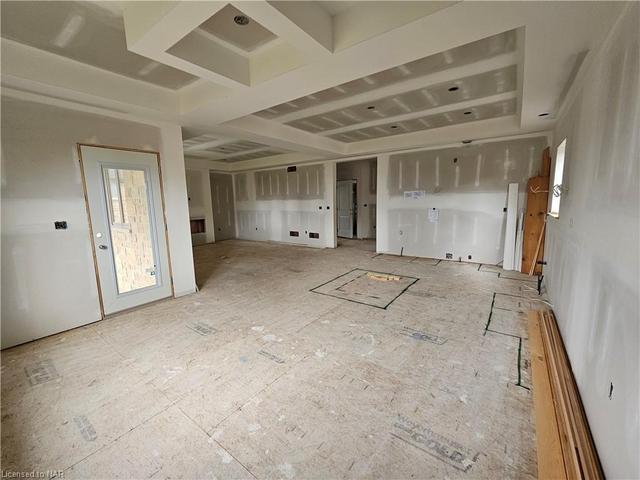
left=335, top=158, right=377, bottom=252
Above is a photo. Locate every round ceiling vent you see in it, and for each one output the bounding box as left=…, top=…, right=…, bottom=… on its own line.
left=234, top=15, right=250, bottom=26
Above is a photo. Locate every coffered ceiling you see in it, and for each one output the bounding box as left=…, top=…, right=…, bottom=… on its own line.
left=183, top=134, right=289, bottom=163
left=0, top=1, right=627, bottom=170
left=0, top=1, right=198, bottom=90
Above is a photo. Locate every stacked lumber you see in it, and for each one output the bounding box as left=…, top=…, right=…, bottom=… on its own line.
left=522, top=148, right=551, bottom=275
left=528, top=310, right=604, bottom=480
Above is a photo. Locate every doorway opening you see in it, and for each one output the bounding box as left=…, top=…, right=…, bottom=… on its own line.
left=210, top=172, right=237, bottom=242
left=335, top=158, right=377, bottom=251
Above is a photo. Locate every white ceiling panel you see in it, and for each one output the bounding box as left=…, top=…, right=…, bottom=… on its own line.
left=224, top=149, right=284, bottom=162
left=255, top=29, right=516, bottom=119
left=198, top=4, right=278, bottom=54
left=204, top=140, right=265, bottom=154
left=329, top=98, right=517, bottom=142
left=0, top=1, right=198, bottom=89
left=286, top=65, right=517, bottom=133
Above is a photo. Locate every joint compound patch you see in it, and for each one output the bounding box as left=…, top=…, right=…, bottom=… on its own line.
left=74, top=415, right=97, bottom=441
left=400, top=326, right=447, bottom=345
left=25, top=359, right=59, bottom=386
left=187, top=321, right=217, bottom=336
left=392, top=415, right=478, bottom=472
left=258, top=350, right=285, bottom=364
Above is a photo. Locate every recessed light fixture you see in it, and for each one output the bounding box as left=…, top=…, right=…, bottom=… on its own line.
left=463, top=111, right=472, bottom=115
left=462, top=140, right=472, bottom=144
left=390, top=125, right=398, bottom=129
left=367, top=106, right=375, bottom=110
left=448, top=86, right=459, bottom=92
left=538, top=113, right=550, bottom=117
left=234, top=15, right=250, bottom=25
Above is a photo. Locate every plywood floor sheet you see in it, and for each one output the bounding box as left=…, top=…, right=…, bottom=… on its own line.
left=1, top=239, right=540, bottom=479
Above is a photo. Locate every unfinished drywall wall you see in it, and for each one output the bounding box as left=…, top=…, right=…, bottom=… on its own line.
left=377, top=136, right=547, bottom=263
left=0, top=97, right=196, bottom=349
left=337, top=158, right=377, bottom=239
left=544, top=5, right=639, bottom=478
left=185, top=168, right=215, bottom=245
left=234, top=163, right=336, bottom=247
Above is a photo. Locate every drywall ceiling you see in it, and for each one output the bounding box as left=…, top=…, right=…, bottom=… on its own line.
left=0, top=1, right=198, bottom=90
left=198, top=4, right=278, bottom=54
left=0, top=1, right=627, bottom=168
left=255, top=30, right=516, bottom=120
left=316, top=1, right=357, bottom=16
left=183, top=134, right=288, bottom=163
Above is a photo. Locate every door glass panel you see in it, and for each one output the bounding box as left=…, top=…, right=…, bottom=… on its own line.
left=103, top=168, right=157, bottom=294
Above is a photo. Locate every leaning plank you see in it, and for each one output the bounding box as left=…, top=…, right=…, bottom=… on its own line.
left=528, top=311, right=567, bottom=480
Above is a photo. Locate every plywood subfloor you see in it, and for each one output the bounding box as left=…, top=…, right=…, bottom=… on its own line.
left=1, top=240, right=540, bottom=479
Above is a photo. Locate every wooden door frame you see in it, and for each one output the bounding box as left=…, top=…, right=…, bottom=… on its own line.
left=77, top=143, right=175, bottom=319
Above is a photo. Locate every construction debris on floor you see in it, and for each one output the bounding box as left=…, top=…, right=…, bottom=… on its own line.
left=1, top=239, right=542, bottom=478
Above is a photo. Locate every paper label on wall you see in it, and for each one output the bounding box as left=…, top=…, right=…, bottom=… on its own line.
left=404, top=190, right=426, bottom=200
left=428, top=208, right=439, bottom=223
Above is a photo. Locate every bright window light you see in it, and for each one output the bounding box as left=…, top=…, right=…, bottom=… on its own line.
left=550, top=139, right=566, bottom=216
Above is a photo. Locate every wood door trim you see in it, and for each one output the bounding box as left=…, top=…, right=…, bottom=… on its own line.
left=77, top=144, right=106, bottom=319
left=77, top=143, right=175, bottom=315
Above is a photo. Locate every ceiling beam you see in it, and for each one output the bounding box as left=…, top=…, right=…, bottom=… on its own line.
left=218, top=146, right=277, bottom=160
left=231, top=1, right=333, bottom=58
left=123, top=1, right=252, bottom=89
left=275, top=51, right=518, bottom=124
left=319, top=91, right=517, bottom=136
left=221, top=115, right=348, bottom=155
left=184, top=138, right=238, bottom=152
left=124, top=1, right=225, bottom=54
left=345, top=115, right=522, bottom=155
left=1, top=39, right=179, bottom=120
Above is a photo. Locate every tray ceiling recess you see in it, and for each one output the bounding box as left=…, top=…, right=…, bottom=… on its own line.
left=183, top=135, right=288, bottom=163
left=197, top=4, right=278, bottom=54
left=0, top=0, right=198, bottom=89
left=255, top=30, right=520, bottom=142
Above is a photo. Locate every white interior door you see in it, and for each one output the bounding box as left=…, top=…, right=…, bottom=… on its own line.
left=337, top=180, right=355, bottom=238
left=80, top=145, right=172, bottom=315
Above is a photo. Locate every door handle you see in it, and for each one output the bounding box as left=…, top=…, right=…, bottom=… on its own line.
left=98, top=245, right=108, bottom=250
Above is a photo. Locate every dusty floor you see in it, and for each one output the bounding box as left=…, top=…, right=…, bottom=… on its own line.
left=1, top=239, right=541, bottom=479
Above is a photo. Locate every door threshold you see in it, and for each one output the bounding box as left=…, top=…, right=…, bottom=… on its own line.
left=104, top=295, right=174, bottom=319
